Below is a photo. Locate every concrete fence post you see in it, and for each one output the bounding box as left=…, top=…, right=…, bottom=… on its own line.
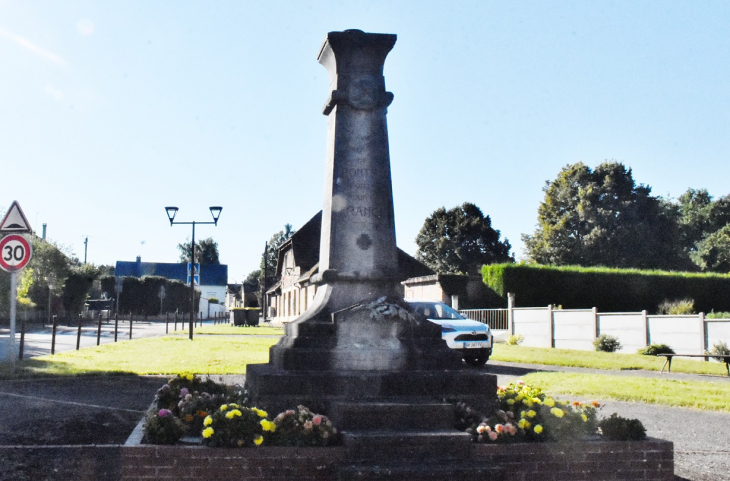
left=643, top=310, right=649, bottom=346
left=507, top=292, right=515, bottom=335
left=548, top=304, right=555, bottom=348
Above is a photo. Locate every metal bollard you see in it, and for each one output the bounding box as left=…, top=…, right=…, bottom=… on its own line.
left=96, top=313, right=103, bottom=345
left=51, top=315, right=58, bottom=355
left=76, top=314, right=83, bottom=350
left=129, top=313, right=133, bottom=340
left=19, top=320, right=25, bottom=360
left=114, top=313, right=119, bottom=342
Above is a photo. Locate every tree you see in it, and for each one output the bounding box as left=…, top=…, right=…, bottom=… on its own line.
left=691, top=224, right=730, bottom=273
left=678, top=188, right=730, bottom=267
left=178, top=237, right=220, bottom=264
left=260, top=224, right=296, bottom=287
left=523, top=161, right=686, bottom=270
left=415, top=203, right=513, bottom=275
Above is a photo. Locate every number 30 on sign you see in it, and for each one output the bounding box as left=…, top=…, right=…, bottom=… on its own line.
left=0, top=234, right=33, bottom=272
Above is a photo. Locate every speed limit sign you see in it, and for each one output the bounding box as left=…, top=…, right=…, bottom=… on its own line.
left=0, top=234, right=32, bottom=272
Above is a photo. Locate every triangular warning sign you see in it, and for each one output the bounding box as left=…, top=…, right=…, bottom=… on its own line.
left=0, top=201, right=32, bottom=233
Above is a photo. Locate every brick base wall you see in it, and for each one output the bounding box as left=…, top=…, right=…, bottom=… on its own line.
left=120, top=438, right=673, bottom=481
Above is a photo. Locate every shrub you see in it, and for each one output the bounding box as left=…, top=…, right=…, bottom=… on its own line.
left=270, top=405, right=338, bottom=447
left=202, top=404, right=273, bottom=447
left=707, top=311, right=730, bottom=319
left=144, top=409, right=185, bottom=444
left=593, top=334, right=622, bottom=352
left=638, top=344, right=675, bottom=356
left=465, top=381, right=600, bottom=443
left=598, top=413, right=646, bottom=441
left=706, top=341, right=730, bottom=363
left=505, top=334, right=524, bottom=346
left=657, top=298, right=695, bottom=315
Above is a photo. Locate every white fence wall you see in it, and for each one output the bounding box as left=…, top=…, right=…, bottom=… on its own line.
left=553, top=309, right=596, bottom=351
left=646, top=316, right=703, bottom=354
left=495, top=300, right=730, bottom=355
left=513, top=308, right=551, bottom=348
left=598, top=313, right=647, bottom=353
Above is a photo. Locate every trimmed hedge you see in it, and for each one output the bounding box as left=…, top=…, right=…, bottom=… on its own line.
left=100, top=276, right=200, bottom=315
left=482, top=263, right=730, bottom=313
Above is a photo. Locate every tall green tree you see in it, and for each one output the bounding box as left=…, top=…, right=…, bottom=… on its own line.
left=416, top=203, right=513, bottom=275
left=523, top=161, right=685, bottom=270
left=691, top=224, right=730, bottom=273
left=178, top=237, right=220, bottom=264
left=678, top=188, right=730, bottom=265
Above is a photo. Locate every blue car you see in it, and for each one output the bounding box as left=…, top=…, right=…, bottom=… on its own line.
left=406, top=299, right=493, bottom=366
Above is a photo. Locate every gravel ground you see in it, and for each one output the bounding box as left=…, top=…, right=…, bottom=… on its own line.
left=0, top=366, right=728, bottom=480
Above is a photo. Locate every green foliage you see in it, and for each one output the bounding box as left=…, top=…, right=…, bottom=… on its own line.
left=678, top=189, right=730, bottom=269
left=706, top=341, right=730, bottom=363
left=415, top=202, right=513, bottom=275
left=593, top=334, right=621, bottom=353
left=116, top=276, right=198, bottom=314
left=178, top=237, right=220, bottom=264
left=202, top=404, right=271, bottom=447
left=61, top=264, right=100, bottom=315
left=505, top=334, right=524, bottom=346
left=270, top=405, right=338, bottom=447
left=207, top=297, right=219, bottom=304
left=691, top=224, right=730, bottom=273
left=100, top=275, right=116, bottom=297
left=482, top=263, right=730, bottom=312
left=657, top=298, right=695, bottom=315
left=466, top=381, right=599, bottom=443
left=638, top=344, right=675, bottom=356
left=706, top=311, right=730, bottom=319
left=598, top=413, right=646, bottom=441
left=144, top=409, right=185, bottom=444
left=523, top=161, right=688, bottom=270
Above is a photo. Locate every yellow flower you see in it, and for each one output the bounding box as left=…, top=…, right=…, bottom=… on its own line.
left=220, top=404, right=228, bottom=412
left=185, top=374, right=194, bottom=381
left=254, top=435, right=264, bottom=446
left=534, top=424, right=543, bottom=434
left=518, top=419, right=531, bottom=429
left=226, top=409, right=242, bottom=419
left=202, top=427, right=214, bottom=438
left=532, top=398, right=542, bottom=404
left=581, top=413, right=588, bottom=422
left=204, top=416, right=213, bottom=426
left=260, top=419, right=276, bottom=432
left=550, top=407, right=564, bottom=418
left=544, top=398, right=555, bottom=407
left=252, top=407, right=268, bottom=418
left=523, top=399, right=533, bottom=407
left=515, top=394, right=524, bottom=402
left=526, top=410, right=537, bottom=418
left=506, top=399, right=515, bottom=405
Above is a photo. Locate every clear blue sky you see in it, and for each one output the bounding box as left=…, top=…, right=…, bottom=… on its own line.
left=2, top=1, right=729, bottom=283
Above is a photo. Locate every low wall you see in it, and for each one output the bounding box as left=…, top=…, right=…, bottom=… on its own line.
left=119, top=438, right=673, bottom=481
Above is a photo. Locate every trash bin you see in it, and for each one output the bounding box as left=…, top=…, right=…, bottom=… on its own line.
left=244, top=308, right=261, bottom=326
left=231, top=309, right=246, bottom=326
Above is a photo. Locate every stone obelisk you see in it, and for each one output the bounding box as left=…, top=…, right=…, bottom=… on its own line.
left=245, top=30, right=495, bottom=416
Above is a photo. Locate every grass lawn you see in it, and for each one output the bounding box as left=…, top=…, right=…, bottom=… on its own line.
left=492, top=344, right=729, bottom=376
left=0, top=335, right=278, bottom=379
left=522, top=372, right=730, bottom=412
left=171, top=324, right=283, bottom=336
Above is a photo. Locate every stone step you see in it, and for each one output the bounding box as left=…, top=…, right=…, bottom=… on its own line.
left=341, top=430, right=474, bottom=463
left=337, top=462, right=503, bottom=481
left=330, top=400, right=455, bottom=431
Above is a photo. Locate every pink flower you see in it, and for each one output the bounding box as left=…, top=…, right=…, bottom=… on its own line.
left=304, top=421, right=313, bottom=430
left=516, top=380, right=525, bottom=386
left=495, top=424, right=504, bottom=433
left=158, top=409, right=172, bottom=417
left=313, top=415, right=322, bottom=426
left=488, top=431, right=498, bottom=441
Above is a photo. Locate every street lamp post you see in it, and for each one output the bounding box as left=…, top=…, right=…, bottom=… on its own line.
left=165, top=206, right=222, bottom=340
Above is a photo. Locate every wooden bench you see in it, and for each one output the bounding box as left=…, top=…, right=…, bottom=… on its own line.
left=657, top=354, right=730, bottom=376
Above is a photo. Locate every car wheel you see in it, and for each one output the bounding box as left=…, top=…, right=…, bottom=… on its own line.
left=464, top=351, right=490, bottom=367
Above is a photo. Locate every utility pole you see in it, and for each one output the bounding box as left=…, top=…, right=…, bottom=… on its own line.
left=262, top=242, right=268, bottom=320
left=84, top=237, right=88, bottom=264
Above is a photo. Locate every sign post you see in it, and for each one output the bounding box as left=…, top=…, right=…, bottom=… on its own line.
left=0, top=201, right=33, bottom=362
